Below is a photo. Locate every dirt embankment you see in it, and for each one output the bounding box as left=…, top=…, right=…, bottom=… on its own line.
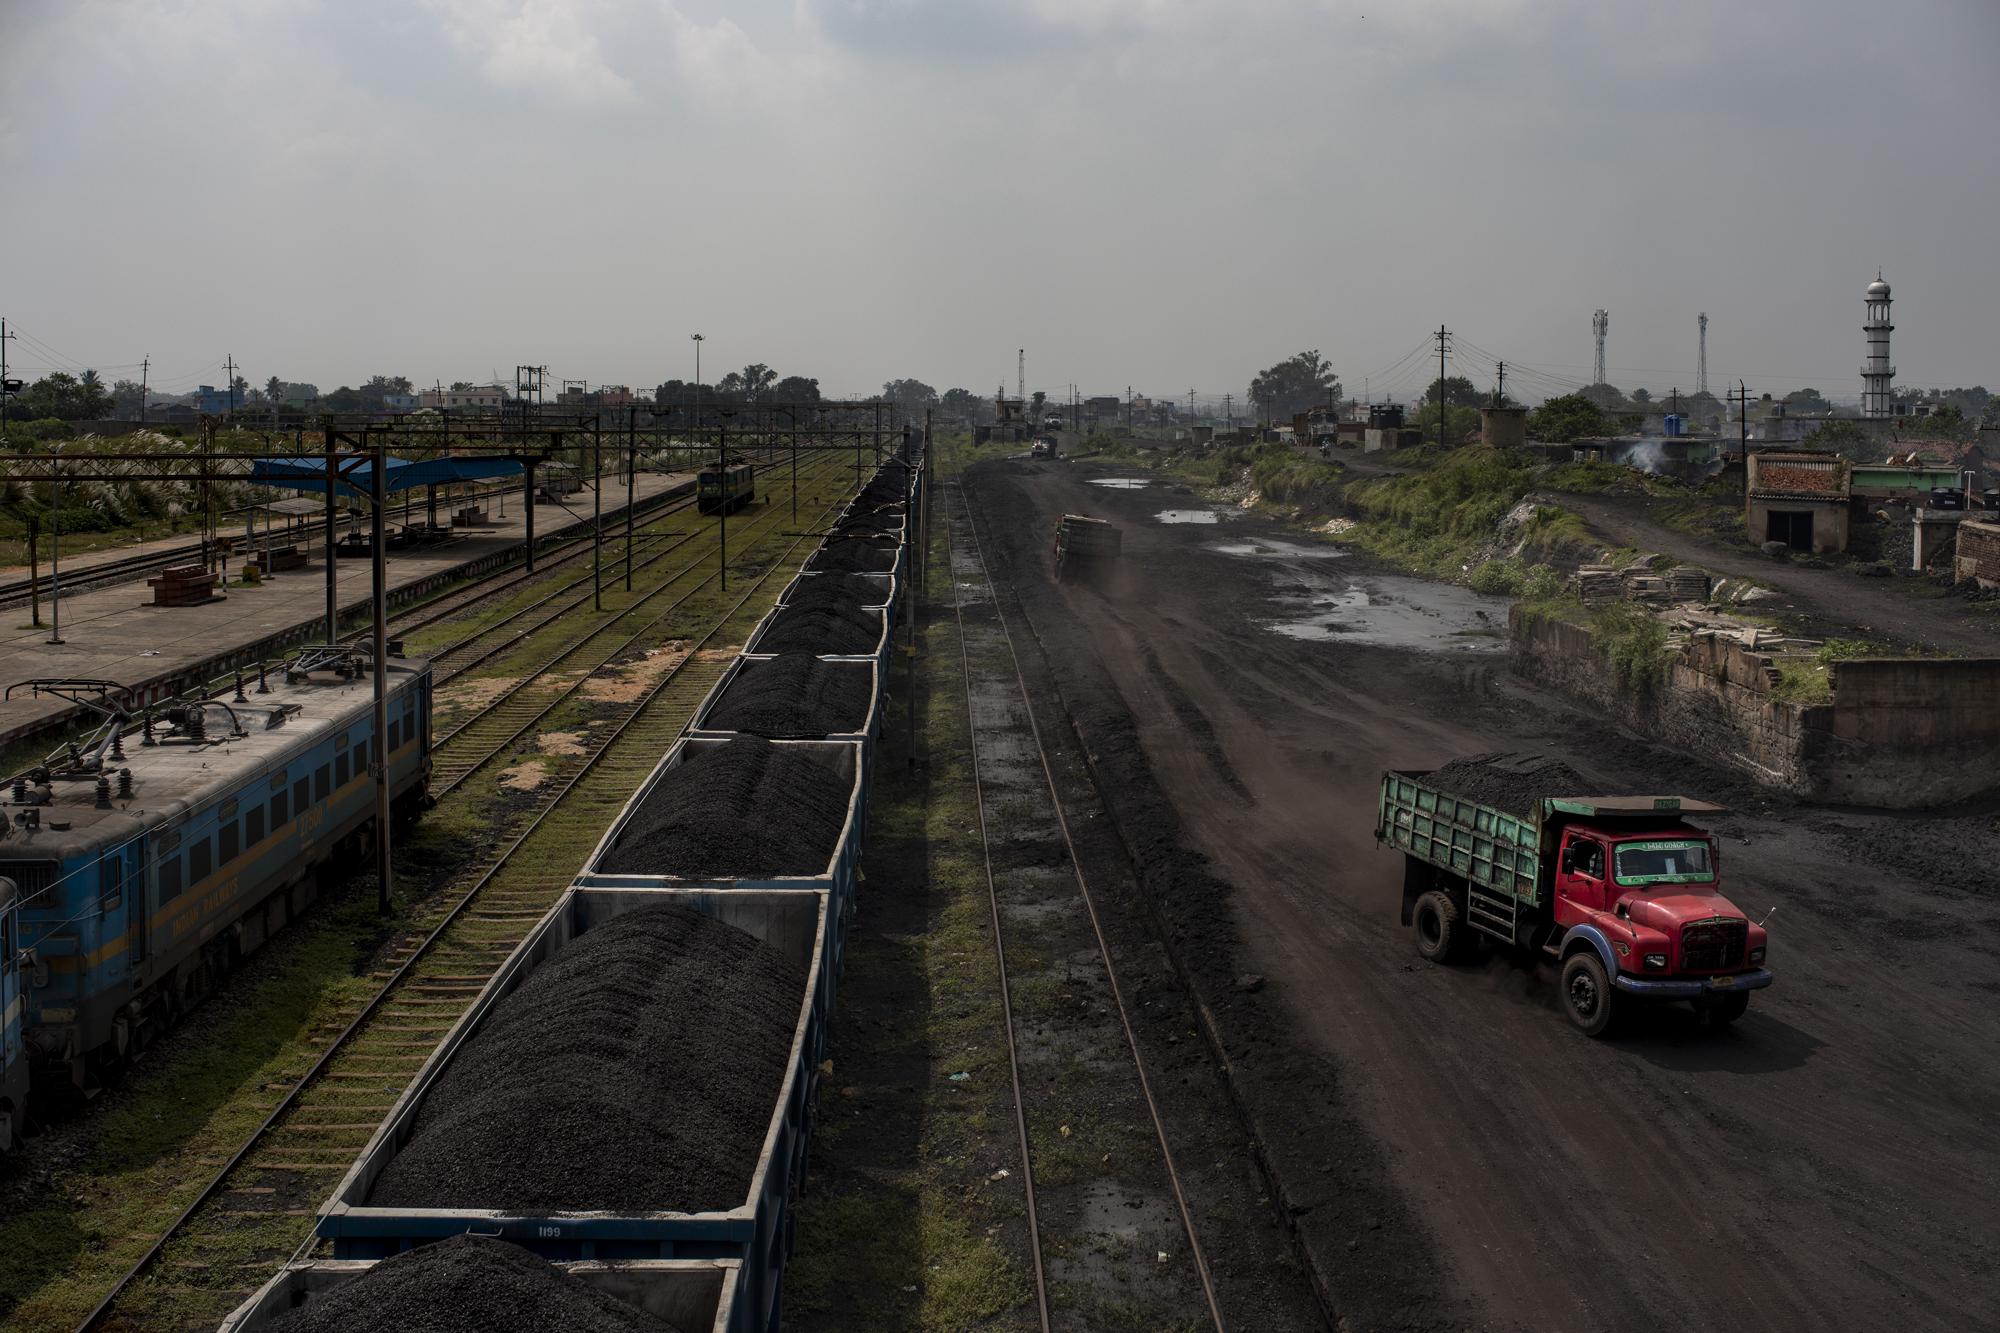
left=964, top=457, right=2000, bottom=1333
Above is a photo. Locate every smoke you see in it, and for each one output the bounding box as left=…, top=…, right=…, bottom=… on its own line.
left=1623, top=439, right=1670, bottom=473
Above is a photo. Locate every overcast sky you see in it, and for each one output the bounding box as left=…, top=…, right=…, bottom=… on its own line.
left=3, top=0, right=1995, bottom=406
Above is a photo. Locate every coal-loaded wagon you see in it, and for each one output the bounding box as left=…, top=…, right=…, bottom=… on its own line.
left=298, top=450, right=922, bottom=1333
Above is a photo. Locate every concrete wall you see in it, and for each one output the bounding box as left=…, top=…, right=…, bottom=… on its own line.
left=1747, top=496, right=1849, bottom=552
left=1510, top=608, right=2000, bottom=808
left=1481, top=407, right=1528, bottom=450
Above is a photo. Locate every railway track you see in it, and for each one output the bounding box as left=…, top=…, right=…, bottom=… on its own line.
left=71, top=461, right=861, bottom=1333
left=942, top=480, right=1224, bottom=1332
left=425, top=453, right=851, bottom=794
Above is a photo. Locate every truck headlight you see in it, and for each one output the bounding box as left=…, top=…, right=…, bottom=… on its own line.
left=1643, top=953, right=1668, bottom=970
left=1749, top=947, right=1765, bottom=964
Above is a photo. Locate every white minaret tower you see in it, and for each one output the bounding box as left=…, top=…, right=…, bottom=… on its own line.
left=1861, top=272, right=1895, bottom=419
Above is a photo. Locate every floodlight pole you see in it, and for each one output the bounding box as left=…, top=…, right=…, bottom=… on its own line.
left=323, top=424, right=339, bottom=645
left=46, top=445, right=64, bottom=645
left=625, top=412, right=636, bottom=592
left=717, top=417, right=728, bottom=591
left=592, top=416, right=603, bottom=612
left=370, top=434, right=393, bottom=915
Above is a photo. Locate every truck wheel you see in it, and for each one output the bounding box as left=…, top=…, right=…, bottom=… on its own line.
left=1560, top=953, right=1617, bottom=1037
left=1705, top=991, right=1750, bottom=1027
left=1413, top=891, right=1467, bottom=964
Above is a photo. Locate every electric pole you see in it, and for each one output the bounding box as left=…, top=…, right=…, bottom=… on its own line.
left=1434, top=324, right=1452, bottom=447
left=225, top=353, right=238, bottom=416
left=139, top=355, right=149, bottom=423
left=1496, top=361, right=1507, bottom=405
left=0, top=319, right=15, bottom=443
left=1736, top=380, right=1750, bottom=499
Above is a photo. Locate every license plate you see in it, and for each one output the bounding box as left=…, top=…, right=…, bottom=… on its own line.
left=1707, top=975, right=1736, bottom=989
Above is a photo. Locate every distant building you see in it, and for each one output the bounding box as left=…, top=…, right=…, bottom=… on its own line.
left=193, top=384, right=233, bottom=414
left=419, top=386, right=509, bottom=411
left=383, top=393, right=420, bottom=411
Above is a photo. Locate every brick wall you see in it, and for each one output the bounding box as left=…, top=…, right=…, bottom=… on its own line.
left=1955, top=521, right=2000, bottom=588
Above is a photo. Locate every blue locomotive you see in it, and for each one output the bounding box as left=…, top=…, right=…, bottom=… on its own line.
left=697, top=461, right=756, bottom=515
left=0, top=645, right=431, bottom=1133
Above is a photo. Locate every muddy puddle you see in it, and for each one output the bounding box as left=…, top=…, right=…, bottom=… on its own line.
left=1087, top=477, right=1150, bottom=489
left=1262, top=573, right=1506, bottom=652
left=1155, top=508, right=1227, bottom=524
left=1208, top=535, right=1344, bottom=559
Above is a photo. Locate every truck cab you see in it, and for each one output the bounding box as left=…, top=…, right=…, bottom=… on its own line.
left=1548, top=820, right=1770, bottom=1034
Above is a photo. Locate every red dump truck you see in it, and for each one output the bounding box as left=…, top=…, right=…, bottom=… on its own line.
left=1377, top=757, right=1773, bottom=1035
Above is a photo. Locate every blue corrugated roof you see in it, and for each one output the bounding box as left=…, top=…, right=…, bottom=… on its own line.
left=249, top=454, right=523, bottom=499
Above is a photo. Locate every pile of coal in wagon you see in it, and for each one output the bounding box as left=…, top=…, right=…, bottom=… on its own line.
left=834, top=508, right=901, bottom=537
left=262, top=1236, right=692, bottom=1333
left=755, top=601, right=880, bottom=655
left=1425, top=753, right=1590, bottom=817
left=596, top=736, right=851, bottom=878
left=785, top=571, right=886, bottom=612
left=366, top=902, right=805, bottom=1215
left=702, top=654, right=871, bottom=738
left=808, top=537, right=898, bottom=573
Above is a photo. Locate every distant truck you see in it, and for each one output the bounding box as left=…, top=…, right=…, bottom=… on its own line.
left=1052, top=514, right=1120, bottom=583
left=1377, top=761, right=1772, bottom=1036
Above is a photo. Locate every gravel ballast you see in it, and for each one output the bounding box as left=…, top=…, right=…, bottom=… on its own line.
left=596, top=736, right=852, bottom=878
left=808, top=538, right=898, bottom=573
left=755, top=603, right=881, bottom=655
left=1423, top=753, right=1590, bottom=817
left=262, top=1237, right=691, bottom=1333
left=366, top=901, right=806, bottom=1214
left=702, top=654, right=871, bottom=738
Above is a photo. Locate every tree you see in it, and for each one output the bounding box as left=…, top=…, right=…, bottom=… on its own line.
left=450, top=381, right=475, bottom=392
left=654, top=378, right=695, bottom=408
left=1803, top=420, right=1882, bottom=462
left=1421, top=375, right=1482, bottom=409
left=771, top=375, right=820, bottom=402
left=1415, top=402, right=1482, bottom=447
left=730, top=364, right=776, bottom=401
left=17, top=371, right=112, bottom=421
left=1029, top=390, right=1047, bottom=423
left=881, top=379, right=939, bottom=416
left=1579, top=382, right=1626, bottom=412
left=110, top=378, right=146, bottom=419
left=939, top=387, right=987, bottom=424
left=1527, top=393, right=1611, bottom=443
left=265, top=375, right=284, bottom=405
left=1248, top=350, right=1341, bottom=421
left=1630, top=387, right=1653, bottom=404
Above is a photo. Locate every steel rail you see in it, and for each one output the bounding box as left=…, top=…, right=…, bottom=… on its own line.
left=72, top=464, right=856, bottom=1333
left=949, top=479, right=1227, bottom=1332
left=943, top=489, right=1055, bottom=1333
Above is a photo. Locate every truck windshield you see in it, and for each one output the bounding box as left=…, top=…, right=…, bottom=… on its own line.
left=1613, top=839, right=1715, bottom=885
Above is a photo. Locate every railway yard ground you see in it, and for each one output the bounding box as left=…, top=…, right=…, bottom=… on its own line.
left=3, top=433, right=1998, bottom=1333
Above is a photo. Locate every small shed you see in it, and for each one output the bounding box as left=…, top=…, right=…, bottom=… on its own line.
left=1746, top=449, right=1851, bottom=553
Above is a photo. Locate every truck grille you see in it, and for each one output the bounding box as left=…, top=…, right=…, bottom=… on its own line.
left=1680, top=918, right=1747, bottom=971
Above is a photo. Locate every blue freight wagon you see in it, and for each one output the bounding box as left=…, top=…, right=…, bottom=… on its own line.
left=1, top=878, right=23, bottom=1149
left=2, top=648, right=431, bottom=1103
left=687, top=655, right=882, bottom=748
left=218, top=1257, right=748, bottom=1333
left=315, top=887, right=830, bottom=1333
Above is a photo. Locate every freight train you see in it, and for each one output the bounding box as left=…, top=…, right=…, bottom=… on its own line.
left=697, top=460, right=756, bottom=515
left=224, top=449, right=924, bottom=1332
left=0, top=646, right=432, bottom=1145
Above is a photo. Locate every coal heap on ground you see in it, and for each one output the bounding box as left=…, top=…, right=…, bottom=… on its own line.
left=808, top=537, right=897, bottom=573
left=1425, top=753, right=1590, bottom=816
left=596, top=735, right=852, bottom=877
left=703, top=653, right=871, bottom=737
left=366, top=902, right=805, bottom=1214
left=262, top=1236, right=691, bottom=1333
left=756, top=601, right=880, bottom=655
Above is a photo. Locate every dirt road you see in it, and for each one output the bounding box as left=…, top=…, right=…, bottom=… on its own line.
left=965, top=458, right=2000, bottom=1333
left=1557, top=490, right=2000, bottom=657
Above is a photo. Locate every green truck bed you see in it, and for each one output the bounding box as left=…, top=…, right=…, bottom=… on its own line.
left=1378, top=770, right=1547, bottom=907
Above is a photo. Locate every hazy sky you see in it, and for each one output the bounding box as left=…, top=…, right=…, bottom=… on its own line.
left=3, top=0, right=1995, bottom=406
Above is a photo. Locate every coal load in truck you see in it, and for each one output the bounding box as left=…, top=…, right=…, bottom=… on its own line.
left=702, top=653, right=872, bottom=738
left=594, top=736, right=851, bottom=878
left=365, top=902, right=804, bottom=1214
left=1423, top=752, right=1589, bottom=817
left=1053, top=514, right=1121, bottom=582
left=258, top=1235, right=690, bottom=1333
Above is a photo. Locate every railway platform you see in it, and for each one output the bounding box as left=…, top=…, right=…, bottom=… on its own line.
left=0, top=469, right=694, bottom=748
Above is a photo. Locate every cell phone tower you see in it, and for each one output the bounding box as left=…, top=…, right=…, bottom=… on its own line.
left=1591, top=309, right=1609, bottom=385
